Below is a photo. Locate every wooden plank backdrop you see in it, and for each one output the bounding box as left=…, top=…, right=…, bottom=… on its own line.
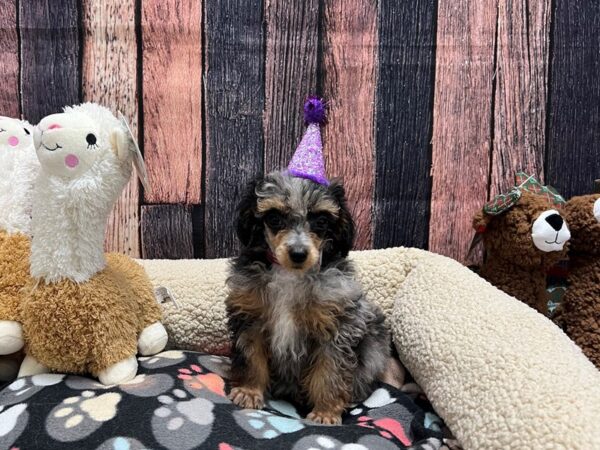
left=0, top=0, right=598, bottom=262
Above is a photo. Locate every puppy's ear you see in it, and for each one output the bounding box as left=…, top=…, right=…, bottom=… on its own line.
left=328, top=179, right=355, bottom=257
left=236, top=176, right=264, bottom=248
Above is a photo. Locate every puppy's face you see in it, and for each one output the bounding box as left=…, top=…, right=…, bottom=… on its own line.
left=237, top=172, right=354, bottom=271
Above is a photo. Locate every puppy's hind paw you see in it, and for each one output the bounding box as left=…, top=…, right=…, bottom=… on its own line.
left=229, top=386, right=264, bottom=410
left=307, top=410, right=342, bottom=425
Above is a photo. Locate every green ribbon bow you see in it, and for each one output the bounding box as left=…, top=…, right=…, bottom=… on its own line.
left=483, top=172, right=566, bottom=216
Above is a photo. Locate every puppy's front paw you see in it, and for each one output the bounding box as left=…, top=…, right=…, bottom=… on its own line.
left=307, top=409, right=342, bottom=425
left=229, top=386, right=264, bottom=409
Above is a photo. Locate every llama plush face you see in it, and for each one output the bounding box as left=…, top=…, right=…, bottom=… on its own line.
left=34, top=112, right=102, bottom=179
left=0, top=117, right=33, bottom=153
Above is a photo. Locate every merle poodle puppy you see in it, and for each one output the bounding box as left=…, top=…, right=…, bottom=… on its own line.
left=226, top=171, right=390, bottom=425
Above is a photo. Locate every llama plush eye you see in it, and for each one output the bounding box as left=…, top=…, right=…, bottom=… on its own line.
left=23, top=128, right=30, bottom=135
left=265, top=211, right=284, bottom=231
left=86, top=133, right=98, bottom=149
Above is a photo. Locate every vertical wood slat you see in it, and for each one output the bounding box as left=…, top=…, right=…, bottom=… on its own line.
left=204, top=0, right=265, bottom=258
left=81, top=0, right=140, bottom=257
left=0, top=0, right=20, bottom=118
left=491, top=0, right=552, bottom=196
left=20, top=0, right=81, bottom=123
left=322, top=0, right=377, bottom=250
left=429, top=0, right=498, bottom=263
left=141, top=0, right=202, bottom=204
left=374, top=0, right=438, bottom=251
left=264, top=0, right=319, bottom=174
left=141, top=205, right=194, bottom=259
left=546, top=1, right=600, bottom=198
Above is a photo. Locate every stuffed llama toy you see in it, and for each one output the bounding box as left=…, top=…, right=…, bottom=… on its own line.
left=553, top=182, right=600, bottom=368
left=0, top=116, right=38, bottom=380
left=472, top=172, right=571, bottom=314
left=17, top=103, right=168, bottom=385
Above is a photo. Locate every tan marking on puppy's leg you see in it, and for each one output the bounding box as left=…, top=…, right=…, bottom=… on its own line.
left=303, top=350, right=350, bottom=425
left=229, top=328, right=269, bottom=410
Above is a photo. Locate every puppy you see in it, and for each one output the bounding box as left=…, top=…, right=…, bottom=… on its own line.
left=226, top=171, right=390, bottom=424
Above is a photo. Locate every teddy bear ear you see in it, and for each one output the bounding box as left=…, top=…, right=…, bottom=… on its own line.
left=472, top=209, right=492, bottom=233
left=109, top=127, right=130, bottom=162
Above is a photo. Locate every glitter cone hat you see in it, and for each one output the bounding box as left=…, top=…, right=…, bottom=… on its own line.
left=287, top=96, right=329, bottom=185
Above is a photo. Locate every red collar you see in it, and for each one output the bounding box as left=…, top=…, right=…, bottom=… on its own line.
left=266, top=250, right=279, bottom=266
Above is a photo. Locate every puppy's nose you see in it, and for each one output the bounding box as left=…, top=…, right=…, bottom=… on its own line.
left=545, top=213, right=564, bottom=231
left=288, top=248, right=308, bottom=264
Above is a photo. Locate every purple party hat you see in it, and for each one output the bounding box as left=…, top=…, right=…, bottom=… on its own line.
left=287, top=96, right=329, bottom=185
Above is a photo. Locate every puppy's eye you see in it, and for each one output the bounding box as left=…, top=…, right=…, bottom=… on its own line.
left=309, top=213, right=332, bottom=232
left=265, top=211, right=285, bottom=231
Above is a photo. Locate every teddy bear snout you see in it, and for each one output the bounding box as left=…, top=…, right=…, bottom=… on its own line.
left=531, top=209, right=570, bottom=252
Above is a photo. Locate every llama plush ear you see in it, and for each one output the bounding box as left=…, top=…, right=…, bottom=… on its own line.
left=117, top=112, right=150, bottom=192
left=110, top=127, right=130, bottom=162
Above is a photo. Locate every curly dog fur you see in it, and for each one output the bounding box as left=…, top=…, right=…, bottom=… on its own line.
left=554, top=193, right=600, bottom=368
left=226, top=172, right=390, bottom=424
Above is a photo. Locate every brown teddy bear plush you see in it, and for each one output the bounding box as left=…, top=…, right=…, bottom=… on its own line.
left=554, top=183, right=600, bottom=368
left=472, top=173, right=571, bottom=314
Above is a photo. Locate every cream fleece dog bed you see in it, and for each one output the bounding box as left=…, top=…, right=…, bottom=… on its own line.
left=139, top=247, right=600, bottom=449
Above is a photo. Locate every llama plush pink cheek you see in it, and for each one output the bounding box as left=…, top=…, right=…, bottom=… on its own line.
left=65, top=154, right=79, bottom=168
left=8, top=136, right=19, bottom=146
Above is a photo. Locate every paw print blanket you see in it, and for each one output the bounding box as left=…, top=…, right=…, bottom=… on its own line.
left=0, top=351, right=456, bottom=450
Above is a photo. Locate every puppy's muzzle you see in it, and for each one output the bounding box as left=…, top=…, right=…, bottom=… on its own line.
left=288, top=246, right=308, bottom=264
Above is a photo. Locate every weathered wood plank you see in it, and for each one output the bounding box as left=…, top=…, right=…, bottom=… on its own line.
left=141, top=205, right=194, bottom=259
left=323, top=0, right=377, bottom=250
left=264, top=0, right=319, bottom=173
left=374, top=0, right=437, bottom=250
left=20, top=0, right=81, bottom=123
left=204, top=0, right=265, bottom=258
left=0, top=0, right=20, bottom=118
left=491, top=0, right=551, bottom=196
left=81, top=0, right=140, bottom=257
left=429, top=0, right=498, bottom=262
left=546, top=1, right=600, bottom=198
left=141, top=0, right=202, bottom=204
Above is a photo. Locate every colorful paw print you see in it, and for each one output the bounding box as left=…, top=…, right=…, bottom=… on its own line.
left=46, top=390, right=122, bottom=442
left=291, top=434, right=401, bottom=450
left=139, top=350, right=187, bottom=369
left=356, top=416, right=411, bottom=446
left=178, top=364, right=228, bottom=403
left=152, top=389, right=215, bottom=450
left=234, top=408, right=305, bottom=439
left=0, top=374, right=64, bottom=406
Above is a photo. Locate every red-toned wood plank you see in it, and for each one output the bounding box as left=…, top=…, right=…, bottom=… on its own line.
left=141, top=205, right=194, bottom=259
left=0, top=0, right=19, bottom=117
left=322, top=0, right=377, bottom=250
left=20, top=0, right=81, bottom=123
left=81, top=0, right=140, bottom=257
left=264, top=0, right=319, bottom=173
left=374, top=0, right=437, bottom=251
left=429, top=0, right=498, bottom=263
left=141, top=0, right=202, bottom=204
left=547, top=1, right=600, bottom=198
left=204, top=0, right=265, bottom=258
left=491, top=0, right=551, bottom=196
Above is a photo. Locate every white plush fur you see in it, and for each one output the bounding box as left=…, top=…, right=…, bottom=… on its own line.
left=97, top=356, right=138, bottom=385
left=138, top=322, right=169, bottom=356
left=139, top=247, right=600, bottom=448
left=0, top=116, right=38, bottom=235
left=30, top=103, right=133, bottom=283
